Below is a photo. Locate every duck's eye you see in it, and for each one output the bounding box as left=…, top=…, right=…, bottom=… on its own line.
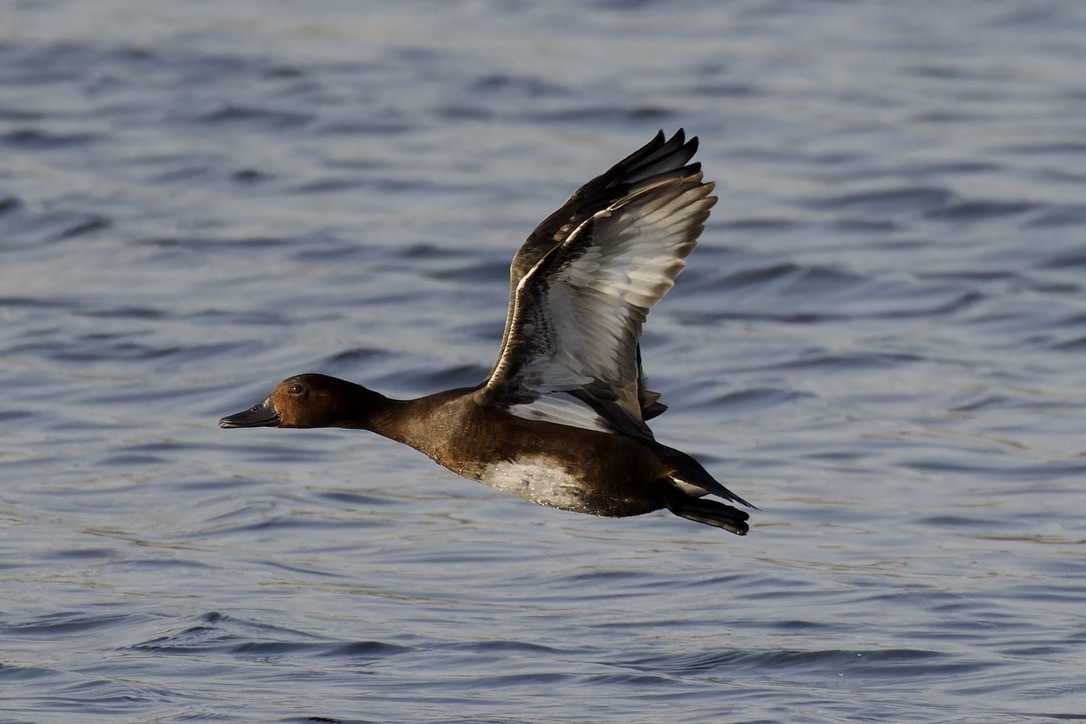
left=288, top=384, right=304, bottom=395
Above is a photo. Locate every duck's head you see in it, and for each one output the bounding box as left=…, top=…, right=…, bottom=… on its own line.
left=219, top=373, right=365, bottom=429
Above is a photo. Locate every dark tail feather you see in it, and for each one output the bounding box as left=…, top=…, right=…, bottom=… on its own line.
left=664, top=494, right=750, bottom=536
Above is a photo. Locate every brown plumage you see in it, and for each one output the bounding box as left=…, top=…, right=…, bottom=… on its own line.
left=221, top=130, right=755, bottom=534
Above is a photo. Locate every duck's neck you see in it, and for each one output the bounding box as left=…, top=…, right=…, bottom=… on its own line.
left=334, top=383, right=406, bottom=434
left=339, top=382, right=469, bottom=464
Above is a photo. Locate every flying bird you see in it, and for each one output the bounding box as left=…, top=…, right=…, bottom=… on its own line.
left=221, top=130, right=755, bottom=534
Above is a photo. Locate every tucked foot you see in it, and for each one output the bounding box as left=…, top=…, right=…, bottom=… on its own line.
left=664, top=493, right=750, bottom=535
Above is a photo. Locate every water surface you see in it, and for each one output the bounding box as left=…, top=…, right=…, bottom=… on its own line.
left=2, top=1, right=1085, bottom=721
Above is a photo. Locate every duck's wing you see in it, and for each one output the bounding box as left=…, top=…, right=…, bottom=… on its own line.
left=489, top=130, right=700, bottom=424
left=480, top=130, right=716, bottom=438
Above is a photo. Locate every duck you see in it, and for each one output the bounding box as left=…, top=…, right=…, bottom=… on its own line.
left=220, top=129, right=756, bottom=534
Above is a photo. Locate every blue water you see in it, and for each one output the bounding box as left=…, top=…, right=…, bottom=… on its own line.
left=2, top=1, right=1085, bottom=721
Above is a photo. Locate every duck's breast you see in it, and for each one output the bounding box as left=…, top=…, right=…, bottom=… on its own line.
left=474, top=456, right=589, bottom=512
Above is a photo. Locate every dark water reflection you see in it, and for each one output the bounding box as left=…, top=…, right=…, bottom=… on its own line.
left=2, top=0, right=1085, bottom=721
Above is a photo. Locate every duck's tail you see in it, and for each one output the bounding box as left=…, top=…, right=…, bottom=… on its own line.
left=663, top=492, right=749, bottom=536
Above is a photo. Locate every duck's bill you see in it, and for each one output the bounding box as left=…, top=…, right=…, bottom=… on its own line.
left=219, top=397, right=280, bottom=428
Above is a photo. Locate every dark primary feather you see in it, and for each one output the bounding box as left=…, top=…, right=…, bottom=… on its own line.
left=510, top=129, right=700, bottom=282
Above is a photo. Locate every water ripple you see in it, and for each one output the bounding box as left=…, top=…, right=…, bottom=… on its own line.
left=2, top=1, right=1085, bottom=721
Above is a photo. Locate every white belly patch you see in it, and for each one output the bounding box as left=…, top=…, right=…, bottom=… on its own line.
left=475, top=459, right=586, bottom=511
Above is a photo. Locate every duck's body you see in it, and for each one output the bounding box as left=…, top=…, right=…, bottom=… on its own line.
left=377, top=386, right=671, bottom=516
left=222, top=130, right=755, bottom=534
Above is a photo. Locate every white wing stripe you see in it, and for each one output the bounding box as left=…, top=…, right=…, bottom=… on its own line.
left=507, top=392, right=612, bottom=433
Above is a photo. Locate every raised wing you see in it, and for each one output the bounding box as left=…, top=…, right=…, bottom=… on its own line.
left=487, top=130, right=703, bottom=425
left=480, top=135, right=716, bottom=437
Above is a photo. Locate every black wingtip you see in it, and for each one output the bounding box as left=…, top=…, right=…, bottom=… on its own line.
left=685, top=134, right=699, bottom=156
